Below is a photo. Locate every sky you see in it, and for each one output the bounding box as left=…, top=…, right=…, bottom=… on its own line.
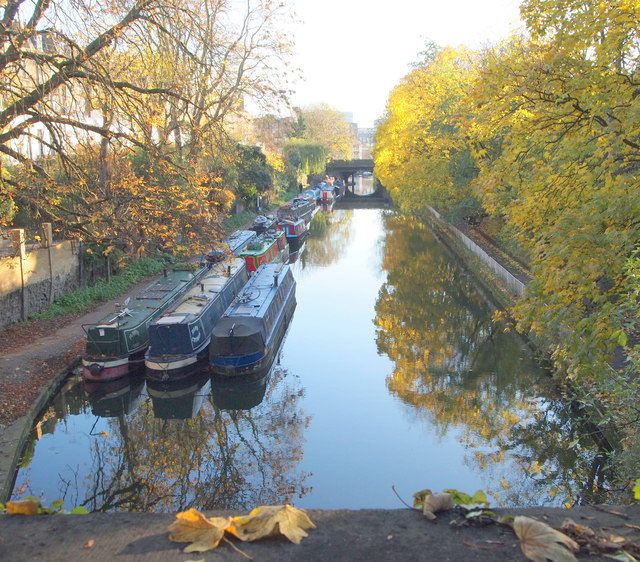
left=288, top=0, right=523, bottom=128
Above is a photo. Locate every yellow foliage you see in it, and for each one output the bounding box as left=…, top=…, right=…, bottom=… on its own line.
left=168, top=505, right=316, bottom=553
left=6, top=500, right=41, bottom=515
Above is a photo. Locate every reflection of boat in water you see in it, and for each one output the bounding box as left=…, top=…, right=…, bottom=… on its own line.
left=83, top=367, right=147, bottom=417
left=210, top=263, right=296, bottom=376
left=144, top=256, right=249, bottom=381
left=82, top=265, right=207, bottom=382
left=146, top=370, right=211, bottom=419
left=288, top=241, right=306, bottom=264
left=320, top=199, right=335, bottom=213
left=211, top=369, right=270, bottom=410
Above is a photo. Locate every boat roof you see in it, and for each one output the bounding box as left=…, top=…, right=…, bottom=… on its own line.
left=151, top=257, right=246, bottom=325
left=238, top=230, right=283, bottom=257
left=224, top=263, right=292, bottom=319
left=223, top=230, right=258, bottom=255
left=90, top=268, right=199, bottom=328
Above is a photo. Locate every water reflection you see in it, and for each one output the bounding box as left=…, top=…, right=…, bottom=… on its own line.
left=375, top=215, right=614, bottom=506
left=147, top=369, right=211, bottom=420
left=211, top=370, right=270, bottom=411
left=12, top=362, right=310, bottom=512
left=84, top=366, right=147, bottom=418
left=302, top=209, right=354, bottom=268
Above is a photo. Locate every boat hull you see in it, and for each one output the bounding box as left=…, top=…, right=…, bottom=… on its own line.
left=82, top=267, right=206, bottom=381
left=145, top=257, right=249, bottom=382
left=210, top=277, right=296, bottom=376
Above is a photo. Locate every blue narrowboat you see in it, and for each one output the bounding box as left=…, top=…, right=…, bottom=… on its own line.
left=209, top=263, right=296, bottom=376
left=144, top=256, right=249, bottom=380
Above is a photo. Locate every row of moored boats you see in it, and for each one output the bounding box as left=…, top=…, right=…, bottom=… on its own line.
left=81, top=188, right=340, bottom=384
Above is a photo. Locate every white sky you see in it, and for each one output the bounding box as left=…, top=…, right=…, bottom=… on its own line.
left=288, top=0, right=523, bottom=128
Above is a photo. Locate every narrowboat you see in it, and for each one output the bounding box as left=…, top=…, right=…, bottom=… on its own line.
left=202, top=229, right=257, bottom=265
left=302, top=187, right=321, bottom=203
left=238, top=229, right=288, bottom=272
left=144, top=256, right=249, bottom=381
left=82, top=265, right=207, bottom=382
left=277, top=216, right=309, bottom=251
left=249, top=214, right=277, bottom=234
left=320, top=184, right=336, bottom=203
left=277, top=195, right=315, bottom=223
left=209, top=263, right=296, bottom=376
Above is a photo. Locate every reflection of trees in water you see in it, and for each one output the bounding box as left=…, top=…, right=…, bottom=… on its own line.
left=375, top=215, right=615, bottom=506
left=303, top=210, right=353, bottom=268
left=72, top=368, right=310, bottom=512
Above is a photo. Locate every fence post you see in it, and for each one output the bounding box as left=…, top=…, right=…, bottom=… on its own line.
left=10, top=228, right=26, bottom=321
left=42, top=223, right=55, bottom=304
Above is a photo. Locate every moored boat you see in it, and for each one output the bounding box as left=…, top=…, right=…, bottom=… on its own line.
left=277, top=195, right=315, bottom=224
left=320, top=183, right=335, bottom=203
left=303, top=187, right=321, bottom=203
left=238, top=229, right=288, bottom=272
left=249, top=214, right=277, bottom=234
left=202, top=229, right=257, bottom=265
left=82, top=265, right=207, bottom=382
left=209, top=263, right=296, bottom=376
left=144, top=256, right=249, bottom=381
left=277, top=216, right=309, bottom=251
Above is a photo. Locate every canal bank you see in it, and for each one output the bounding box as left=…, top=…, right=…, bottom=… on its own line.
left=1, top=205, right=636, bottom=559
left=2, top=504, right=640, bottom=560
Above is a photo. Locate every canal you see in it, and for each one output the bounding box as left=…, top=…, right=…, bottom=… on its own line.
left=10, top=207, right=612, bottom=512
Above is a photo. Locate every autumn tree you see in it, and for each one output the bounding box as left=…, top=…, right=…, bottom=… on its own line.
left=469, top=0, right=640, bottom=381
left=374, top=46, right=479, bottom=214
left=0, top=0, right=293, bottom=256
left=295, top=104, right=354, bottom=160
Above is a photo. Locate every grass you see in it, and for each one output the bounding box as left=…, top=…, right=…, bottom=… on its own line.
left=31, top=257, right=168, bottom=320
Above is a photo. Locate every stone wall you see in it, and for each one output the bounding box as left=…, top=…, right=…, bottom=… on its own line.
left=428, top=207, right=526, bottom=298
left=0, top=236, right=80, bottom=329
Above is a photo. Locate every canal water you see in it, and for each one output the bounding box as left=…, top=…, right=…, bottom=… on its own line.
left=10, top=207, right=612, bottom=512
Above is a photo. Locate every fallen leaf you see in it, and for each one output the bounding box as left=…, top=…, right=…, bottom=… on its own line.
left=6, top=500, right=41, bottom=515
left=513, top=515, right=579, bottom=562
left=413, top=489, right=433, bottom=509
left=168, top=508, right=231, bottom=553
left=228, top=505, right=316, bottom=544
left=561, top=518, right=595, bottom=539
left=84, top=539, right=95, bottom=549
left=423, top=492, right=454, bottom=521
left=605, top=552, right=638, bottom=561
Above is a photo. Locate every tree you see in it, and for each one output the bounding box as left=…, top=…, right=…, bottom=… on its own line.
left=296, top=104, right=353, bottom=160
left=0, top=0, right=293, bottom=255
left=468, top=1, right=640, bottom=379
left=374, top=47, right=479, bottom=213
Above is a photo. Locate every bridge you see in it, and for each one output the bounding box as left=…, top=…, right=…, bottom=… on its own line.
left=325, top=159, right=392, bottom=208
left=326, top=159, right=374, bottom=187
